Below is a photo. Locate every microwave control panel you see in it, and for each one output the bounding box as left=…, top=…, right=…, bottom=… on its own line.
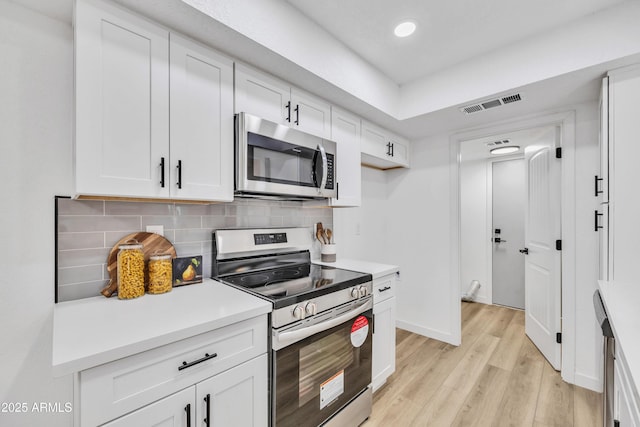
left=326, top=153, right=335, bottom=189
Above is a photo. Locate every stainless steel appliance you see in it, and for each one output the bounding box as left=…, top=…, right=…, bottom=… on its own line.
left=235, top=113, right=337, bottom=199
left=593, top=290, right=615, bottom=427
left=212, top=228, right=373, bottom=426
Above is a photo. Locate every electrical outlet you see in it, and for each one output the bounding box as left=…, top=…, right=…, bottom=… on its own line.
left=146, top=225, right=164, bottom=236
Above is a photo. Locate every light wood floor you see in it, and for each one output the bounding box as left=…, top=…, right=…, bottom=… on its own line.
left=364, top=302, right=602, bottom=427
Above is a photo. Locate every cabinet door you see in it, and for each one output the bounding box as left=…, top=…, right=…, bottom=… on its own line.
left=291, top=89, right=331, bottom=138
left=102, top=387, right=194, bottom=427
left=389, top=135, right=410, bottom=168
left=608, top=65, right=640, bottom=281
left=600, top=76, right=609, bottom=204
left=235, top=64, right=289, bottom=124
left=75, top=0, right=170, bottom=198
left=169, top=34, right=234, bottom=201
left=361, top=121, right=388, bottom=160
left=196, top=354, right=268, bottom=427
left=614, top=359, right=640, bottom=427
left=372, top=297, right=396, bottom=392
left=330, top=108, right=361, bottom=206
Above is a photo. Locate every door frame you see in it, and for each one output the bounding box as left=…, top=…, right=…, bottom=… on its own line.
left=450, top=110, right=576, bottom=383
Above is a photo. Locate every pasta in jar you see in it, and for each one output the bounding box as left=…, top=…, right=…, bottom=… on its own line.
left=117, top=241, right=145, bottom=299
left=148, top=254, right=173, bottom=294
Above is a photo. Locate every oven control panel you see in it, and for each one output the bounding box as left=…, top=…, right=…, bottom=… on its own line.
left=254, top=232, right=288, bottom=245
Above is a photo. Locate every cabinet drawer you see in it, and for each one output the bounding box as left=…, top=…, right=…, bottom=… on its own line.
left=80, top=315, right=267, bottom=427
left=373, top=274, right=395, bottom=304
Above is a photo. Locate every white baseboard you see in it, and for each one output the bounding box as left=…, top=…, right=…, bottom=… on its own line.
left=396, top=320, right=459, bottom=346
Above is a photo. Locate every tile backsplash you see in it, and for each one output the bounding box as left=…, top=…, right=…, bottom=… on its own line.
left=56, top=198, right=332, bottom=302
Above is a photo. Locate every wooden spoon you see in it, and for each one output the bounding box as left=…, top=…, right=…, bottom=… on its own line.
left=325, top=228, right=333, bottom=244
left=316, top=228, right=326, bottom=244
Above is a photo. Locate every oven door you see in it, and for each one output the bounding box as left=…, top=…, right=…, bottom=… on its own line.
left=236, top=112, right=336, bottom=199
left=272, top=299, right=372, bottom=427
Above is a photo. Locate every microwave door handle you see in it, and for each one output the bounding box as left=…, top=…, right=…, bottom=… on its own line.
left=274, top=299, right=372, bottom=349
left=317, top=143, right=328, bottom=194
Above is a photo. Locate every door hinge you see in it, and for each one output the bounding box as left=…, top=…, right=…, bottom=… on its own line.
left=555, top=240, right=562, bottom=251
left=556, top=332, right=562, bottom=344
left=555, top=147, right=562, bottom=159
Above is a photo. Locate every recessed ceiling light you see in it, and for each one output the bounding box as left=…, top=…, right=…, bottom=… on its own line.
left=490, top=146, right=520, bottom=155
left=394, top=21, right=416, bottom=38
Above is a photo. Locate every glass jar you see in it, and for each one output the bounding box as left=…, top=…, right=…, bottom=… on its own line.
left=117, top=241, right=145, bottom=299
left=148, top=253, right=173, bottom=294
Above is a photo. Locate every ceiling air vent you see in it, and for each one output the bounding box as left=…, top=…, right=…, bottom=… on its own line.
left=486, top=139, right=510, bottom=147
left=460, top=93, right=523, bottom=115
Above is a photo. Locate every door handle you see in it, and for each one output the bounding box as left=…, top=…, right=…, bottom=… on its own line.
left=494, top=237, right=507, bottom=243
left=519, top=248, right=529, bottom=254
left=595, top=210, right=603, bottom=231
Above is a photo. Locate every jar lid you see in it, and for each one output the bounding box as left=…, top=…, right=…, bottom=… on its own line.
left=119, top=239, right=143, bottom=250
left=150, top=253, right=172, bottom=260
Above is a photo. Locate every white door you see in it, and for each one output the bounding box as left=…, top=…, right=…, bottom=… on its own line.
left=291, top=89, right=331, bottom=138
left=492, top=159, right=525, bottom=309
left=523, top=128, right=562, bottom=370
left=169, top=33, right=234, bottom=201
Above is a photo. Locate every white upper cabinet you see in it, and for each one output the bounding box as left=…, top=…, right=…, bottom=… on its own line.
left=169, top=33, right=233, bottom=201
left=361, top=120, right=410, bottom=169
left=75, top=0, right=233, bottom=202
left=75, top=0, right=170, bottom=199
left=235, top=64, right=331, bottom=138
left=329, top=107, right=362, bottom=207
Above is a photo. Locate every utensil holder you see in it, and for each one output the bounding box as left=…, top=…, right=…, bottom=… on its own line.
left=321, top=244, right=337, bottom=262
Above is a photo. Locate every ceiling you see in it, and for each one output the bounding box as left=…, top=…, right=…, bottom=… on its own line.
left=286, top=0, right=626, bottom=85
left=15, top=0, right=640, bottom=139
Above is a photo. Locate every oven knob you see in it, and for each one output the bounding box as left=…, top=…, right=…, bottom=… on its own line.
left=350, top=287, right=360, bottom=299
left=358, top=286, right=367, bottom=298
left=292, top=305, right=305, bottom=320
left=305, top=302, right=317, bottom=316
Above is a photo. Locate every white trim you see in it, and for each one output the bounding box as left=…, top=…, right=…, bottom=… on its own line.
left=574, top=372, right=602, bottom=393
left=450, top=138, right=462, bottom=346
left=396, top=320, right=457, bottom=345
left=450, top=110, right=577, bottom=384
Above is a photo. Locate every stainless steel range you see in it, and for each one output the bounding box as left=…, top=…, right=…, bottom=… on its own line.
left=212, top=228, right=373, bottom=427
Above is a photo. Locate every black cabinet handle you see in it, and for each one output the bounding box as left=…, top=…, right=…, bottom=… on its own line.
left=378, top=286, right=391, bottom=293
left=336, top=182, right=339, bottom=200
left=386, top=142, right=392, bottom=156
left=595, top=175, right=603, bottom=196
left=519, top=248, right=529, bottom=255
left=160, top=157, right=165, bottom=188
left=204, top=394, right=211, bottom=427
left=614, top=420, right=620, bottom=427
left=294, top=104, right=299, bottom=125
left=285, top=101, right=291, bottom=122
left=176, top=160, right=182, bottom=189
left=595, top=210, right=603, bottom=231
left=178, top=352, right=217, bottom=371
left=185, top=404, right=191, bottom=427
left=391, top=142, right=394, bottom=157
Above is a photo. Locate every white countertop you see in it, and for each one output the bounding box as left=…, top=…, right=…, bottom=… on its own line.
left=598, top=280, right=640, bottom=405
left=312, top=258, right=399, bottom=279
left=52, top=279, right=271, bottom=377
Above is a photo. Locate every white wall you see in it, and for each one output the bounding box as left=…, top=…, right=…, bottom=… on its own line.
left=333, top=167, right=389, bottom=262
left=459, top=157, right=491, bottom=304
left=0, top=2, right=74, bottom=425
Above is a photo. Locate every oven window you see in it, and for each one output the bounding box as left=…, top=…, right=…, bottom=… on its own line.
left=247, top=132, right=317, bottom=187
left=274, top=310, right=372, bottom=427
left=299, top=329, right=354, bottom=407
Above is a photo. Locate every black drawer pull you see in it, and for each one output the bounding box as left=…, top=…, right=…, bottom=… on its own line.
left=185, top=403, right=191, bottom=427
left=160, top=157, right=165, bottom=188
left=378, top=286, right=391, bottom=293
left=178, top=352, right=217, bottom=371
left=595, top=210, right=603, bottom=231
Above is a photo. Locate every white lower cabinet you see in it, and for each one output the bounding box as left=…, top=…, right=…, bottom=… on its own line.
left=372, top=274, right=396, bottom=392
left=614, top=356, right=640, bottom=427
left=79, top=315, right=267, bottom=427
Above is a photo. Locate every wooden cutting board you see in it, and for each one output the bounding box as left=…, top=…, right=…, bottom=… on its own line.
left=100, top=232, right=177, bottom=297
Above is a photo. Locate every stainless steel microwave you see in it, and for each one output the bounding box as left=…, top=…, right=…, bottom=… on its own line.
left=235, top=113, right=337, bottom=199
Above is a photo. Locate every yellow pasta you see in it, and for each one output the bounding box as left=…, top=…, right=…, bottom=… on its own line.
left=117, top=243, right=145, bottom=299
left=148, top=256, right=172, bottom=294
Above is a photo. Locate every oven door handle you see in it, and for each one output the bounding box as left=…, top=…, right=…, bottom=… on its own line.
left=274, top=299, right=372, bottom=350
